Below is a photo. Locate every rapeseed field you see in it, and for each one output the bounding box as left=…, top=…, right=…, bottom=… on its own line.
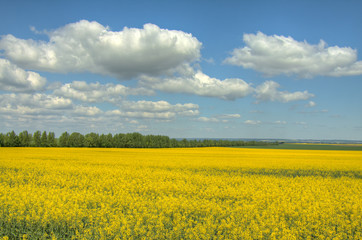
left=0, top=147, right=361, bottom=239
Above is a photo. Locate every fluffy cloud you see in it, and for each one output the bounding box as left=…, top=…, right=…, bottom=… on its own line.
left=110, top=110, right=177, bottom=120
left=109, top=100, right=199, bottom=120
left=244, top=120, right=261, bottom=125
left=53, top=81, right=153, bottom=103
left=274, top=120, right=287, bottom=125
left=73, top=105, right=103, bottom=116
left=0, top=22, right=315, bottom=104
left=306, top=101, right=316, bottom=108
left=254, top=81, right=314, bottom=103
left=5, top=93, right=71, bottom=109
left=0, top=93, right=73, bottom=117
left=217, top=114, right=241, bottom=119
left=0, top=20, right=201, bottom=79
left=0, top=93, right=119, bottom=133
left=141, top=69, right=313, bottom=102
left=0, top=59, right=46, bottom=92
left=0, top=92, right=201, bottom=134
left=141, top=71, right=253, bottom=100
left=197, top=113, right=241, bottom=123
left=224, top=32, right=362, bottom=78
left=197, top=117, right=223, bottom=123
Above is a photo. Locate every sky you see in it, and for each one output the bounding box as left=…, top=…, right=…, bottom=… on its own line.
left=0, top=0, right=361, bottom=140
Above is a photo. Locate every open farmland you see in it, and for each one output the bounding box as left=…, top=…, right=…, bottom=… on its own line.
left=0, top=147, right=361, bottom=239
left=235, top=143, right=362, bottom=151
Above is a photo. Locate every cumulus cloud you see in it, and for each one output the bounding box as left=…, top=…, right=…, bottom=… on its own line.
left=197, top=117, right=227, bottom=123
left=0, top=93, right=73, bottom=116
left=73, top=105, right=103, bottom=116
left=0, top=93, right=121, bottom=133
left=140, top=68, right=312, bottom=102
left=109, top=100, right=199, bottom=120
left=244, top=120, right=261, bottom=125
left=0, top=59, right=46, bottom=92
left=140, top=70, right=253, bottom=100
left=0, top=93, right=200, bottom=127
left=110, top=110, right=177, bottom=120
left=0, top=22, right=315, bottom=104
left=0, top=93, right=114, bottom=131
left=0, top=91, right=202, bottom=133
left=217, top=113, right=241, bottom=119
left=0, top=20, right=202, bottom=79
left=197, top=113, right=240, bottom=123
left=9, top=93, right=71, bottom=109
left=53, top=81, right=153, bottom=103
left=224, top=32, right=362, bottom=78
left=254, top=81, right=314, bottom=103
left=306, top=101, right=316, bottom=108
left=274, top=120, right=287, bottom=125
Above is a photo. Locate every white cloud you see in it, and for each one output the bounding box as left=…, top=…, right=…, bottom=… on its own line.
left=135, top=125, right=148, bottom=132
left=196, top=113, right=240, bottom=123
left=0, top=93, right=74, bottom=120
left=140, top=70, right=253, bottom=100
left=329, top=61, right=362, bottom=77
left=254, top=81, right=314, bottom=103
left=197, top=117, right=222, bottom=123
left=0, top=93, right=72, bottom=112
left=0, top=20, right=202, bottom=79
left=128, top=120, right=139, bottom=124
left=141, top=68, right=312, bottom=102
left=123, top=100, right=199, bottom=114
left=109, top=100, right=199, bottom=120
left=306, top=101, right=316, bottom=108
left=274, top=120, right=287, bottom=125
left=73, top=105, right=103, bottom=116
left=53, top=81, right=153, bottom=103
left=217, top=113, right=241, bottom=119
left=224, top=32, right=362, bottom=78
left=244, top=120, right=261, bottom=125
left=0, top=92, right=201, bottom=133
left=0, top=59, right=46, bottom=92
left=108, top=109, right=176, bottom=120
left=0, top=22, right=315, bottom=105
left=0, top=93, right=111, bottom=133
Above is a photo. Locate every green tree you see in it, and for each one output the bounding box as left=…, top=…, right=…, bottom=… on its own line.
left=5, top=131, right=21, bottom=147
left=47, top=132, right=57, bottom=147
left=0, top=133, right=4, bottom=147
left=19, top=130, right=32, bottom=147
left=130, top=132, right=144, bottom=148
left=100, top=133, right=113, bottom=148
left=113, top=133, right=125, bottom=148
left=41, top=131, right=48, bottom=147
left=84, top=133, right=100, bottom=148
left=68, top=132, right=84, bottom=147
left=59, top=132, right=70, bottom=147
left=33, top=131, right=41, bottom=147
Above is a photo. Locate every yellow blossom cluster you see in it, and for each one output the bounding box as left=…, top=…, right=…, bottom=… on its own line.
left=0, top=147, right=361, bottom=239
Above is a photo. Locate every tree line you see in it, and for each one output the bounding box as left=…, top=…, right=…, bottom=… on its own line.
left=0, top=130, right=278, bottom=148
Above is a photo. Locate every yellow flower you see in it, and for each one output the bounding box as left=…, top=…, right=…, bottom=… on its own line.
left=0, top=147, right=360, bottom=239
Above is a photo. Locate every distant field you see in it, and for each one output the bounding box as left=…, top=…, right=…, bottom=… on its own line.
left=236, top=143, right=362, bottom=151
left=0, top=147, right=361, bottom=239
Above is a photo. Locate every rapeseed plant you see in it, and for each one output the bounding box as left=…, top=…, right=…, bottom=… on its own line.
left=0, top=147, right=361, bottom=239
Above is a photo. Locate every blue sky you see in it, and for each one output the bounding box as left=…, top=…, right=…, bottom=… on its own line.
left=0, top=0, right=361, bottom=140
